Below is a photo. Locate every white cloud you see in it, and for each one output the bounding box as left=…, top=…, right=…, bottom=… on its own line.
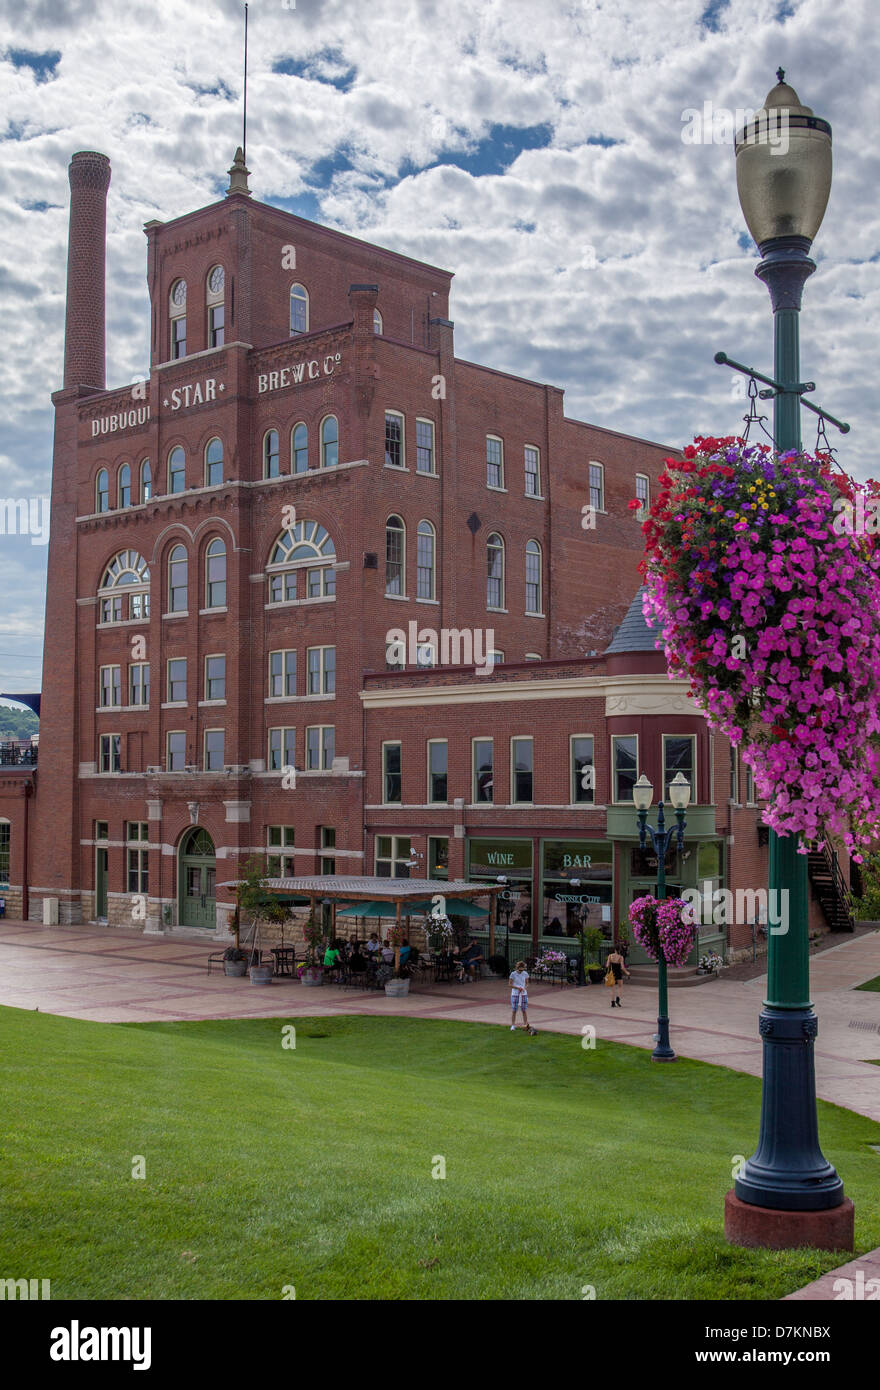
left=0, top=0, right=876, bottom=682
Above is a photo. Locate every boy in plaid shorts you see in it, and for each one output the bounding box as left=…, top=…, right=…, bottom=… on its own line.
left=509, top=961, right=532, bottom=1031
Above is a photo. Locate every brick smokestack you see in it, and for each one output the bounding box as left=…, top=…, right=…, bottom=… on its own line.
left=63, top=150, right=111, bottom=390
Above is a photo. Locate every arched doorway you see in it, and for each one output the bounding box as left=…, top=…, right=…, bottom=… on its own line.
left=178, top=827, right=216, bottom=929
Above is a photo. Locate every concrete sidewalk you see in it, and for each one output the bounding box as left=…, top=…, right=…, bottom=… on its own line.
left=1, top=919, right=878, bottom=1120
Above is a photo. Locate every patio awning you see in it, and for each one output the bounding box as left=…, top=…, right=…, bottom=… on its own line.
left=220, top=875, right=505, bottom=903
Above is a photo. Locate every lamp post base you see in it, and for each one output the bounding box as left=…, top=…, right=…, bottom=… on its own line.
left=651, top=1015, right=676, bottom=1062
left=724, top=1192, right=854, bottom=1252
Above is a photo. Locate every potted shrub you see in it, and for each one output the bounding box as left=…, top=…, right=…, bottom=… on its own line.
left=582, top=926, right=606, bottom=984
left=223, top=946, right=247, bottom=978
left=300, top=915, right=324, bottom=985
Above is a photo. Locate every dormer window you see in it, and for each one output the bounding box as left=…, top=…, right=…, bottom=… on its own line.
left=170, top=279, right=187, bottom=359
left=207, top=266, right=225, bottom=348
left=289, top=283, right=309, bottom=337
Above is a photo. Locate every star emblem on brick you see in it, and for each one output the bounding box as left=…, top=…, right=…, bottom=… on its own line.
left=218, top=383, right=225, bottom=392
left=163, top=398, right=169, bottom=407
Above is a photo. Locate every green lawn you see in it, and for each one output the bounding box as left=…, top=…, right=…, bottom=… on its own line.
left=856, top=974, right=880, bottom=991
left=1, top=1006, right=878, bottom=1300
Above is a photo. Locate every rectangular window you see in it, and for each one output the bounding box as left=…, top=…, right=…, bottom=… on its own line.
left=571, top=735, right=595, bottom=804
left=167, top=658, right=187, bottom=703
left=99, top=665, right=122, bottom=708
left=0, top=821, right=11, bottom=885
left=127, top=847, right=148, bottom=894
left=486, top=435, right=504, bottom=489
left=589, top=462, right=604, bottom=511
left=307, top=646, right=335, bottom=695
left=129, top=664, right=150, bottom=706
left=511, top=737, right=533, bottom=804
left=99, top=734, right=122, bottom=773
left=125, top=821, right=149, bottom=842
left=428, top=740, right=448, bottom=804
left=744, top=764, right=755, bottom=804
left=129, top=592, right=150, bottom=622
left=525, top=445, right=540, bottom=496
left=100, top=596, right=122, bottom=624
left=612, top=735, right=638, bottom=803
left=384, top=411, right=405, bottom=468
left=267, top=825, right=296, bottom=877
left=95, top=821, right=109, bottom=841
left=172, top=316, right=186, bottom=359
left=383, top=741, right=402, bottom=803
left=729, top=745, right=739, bottom=802
left=269, top=650, right=297, bottom=698
left=375, top=834, right=412, bottom=878
left=205, top=655, right=226, bottom=701
left=473, top=738, right=494, bottom=803
left=268, top=573, right=293, bottom=604
left=306, top=726, right=334, bottom=770
left=416, top=418, right=435, bottom=474
left=428, top=836, right=449, bottom=880
left=167, top=731, right=186, bottom=771
left=635, top=473, right=649, bottom=516
left=204, top=728, right=225, bottom=771
left=386, top=639, right=405, bottom=671
left=663, top=735, right=695, bottom=804
left=209, top=303, right=225, bottom=349
left=268, top=727, right=296, bottom=771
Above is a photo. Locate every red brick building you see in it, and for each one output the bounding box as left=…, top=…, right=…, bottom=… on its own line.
left=0, top=147, right=847, bottom=962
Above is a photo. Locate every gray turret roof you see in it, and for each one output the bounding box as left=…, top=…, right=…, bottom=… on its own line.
left=604, top=587, right=658, bottom=654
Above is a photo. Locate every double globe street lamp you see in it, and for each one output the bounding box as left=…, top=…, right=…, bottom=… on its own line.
left=633, top=771, right=691, bottom=1062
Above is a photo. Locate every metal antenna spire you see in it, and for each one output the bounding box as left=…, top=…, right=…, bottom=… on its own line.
left=243, top=3, right=249, bottom=162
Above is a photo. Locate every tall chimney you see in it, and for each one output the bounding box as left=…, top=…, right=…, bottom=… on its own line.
left=63, top=150, right=111, bottom=390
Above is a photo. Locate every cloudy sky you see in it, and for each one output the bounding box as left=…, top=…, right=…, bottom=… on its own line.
left=0, top=0, right=876, bottom=695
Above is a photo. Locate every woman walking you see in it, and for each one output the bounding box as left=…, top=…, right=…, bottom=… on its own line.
left=606, top=944, right=629, bottom=1007
left=509, top=960, right=534, bottom=1033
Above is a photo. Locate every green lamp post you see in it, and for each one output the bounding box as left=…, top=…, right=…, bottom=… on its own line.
left=633, top=771, right=691, bottom=1061
left=726, top=72, right=850, bottom=1237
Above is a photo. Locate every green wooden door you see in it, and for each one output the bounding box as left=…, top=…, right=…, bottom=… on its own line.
left=179, top=829, right=216, bottom=929
left=95, top=848, right=108, bottom=919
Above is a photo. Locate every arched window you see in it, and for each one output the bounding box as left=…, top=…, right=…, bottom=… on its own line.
left=205, top=437, right=223, bottom=487
left=98, top=549, right=150, bottom=623
left=118, top=464, right=131, bottom=509
left=168, top=544, right=188, bottom=613
left=292, top=423, right=308, bottom=474
left=205, top=538, right=226, bottom=609
left=170, top=278, right=186, bottom=359
left=140, top=459, right=152, bottom=503
left=487, top=533, right=505, bottom=610
left=385, top=515, right=405, bottom=596
left=320, top=415, right=338, bottom=468
left=168, top=446, right=185, bottom=494
left=289, top=283, right=309, bottom=336
left=96, top=469, right=109, bottom=513
left=373, top=308, right=383, bottom=335
left=263, top=429, right=280, bottom=479
left=417, top=520, right=436, bottom=601
left=525, top=539, right=542, bottom=614
left=206, top=265, right=225, bottom=348
left=267, top=519, right=336, bottom=603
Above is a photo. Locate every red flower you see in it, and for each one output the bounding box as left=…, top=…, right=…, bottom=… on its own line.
left=627, top=499, right=641, bottom=511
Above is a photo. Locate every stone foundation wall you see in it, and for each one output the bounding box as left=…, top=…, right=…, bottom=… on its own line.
left=0, top=886, right=24, bottom=919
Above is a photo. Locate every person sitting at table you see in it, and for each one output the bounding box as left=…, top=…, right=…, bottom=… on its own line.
left=399, top=938, right=411, bottom=967
left=456, top=938, right=485, bottom=982
left=323, top=941, right=342, bottom=975
left=349, top=944, right=367, bottom=974
left=380, top=938, right=395, bottom=966
left=366, top=933, right=381, bottom=960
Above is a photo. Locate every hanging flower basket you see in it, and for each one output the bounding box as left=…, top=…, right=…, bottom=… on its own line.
left=640, top=437, right=880, bottom=859
left=629, top=895, right=696, bottom=968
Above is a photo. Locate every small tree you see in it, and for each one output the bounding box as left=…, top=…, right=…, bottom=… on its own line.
left=234, top=855, right=290, bottom=964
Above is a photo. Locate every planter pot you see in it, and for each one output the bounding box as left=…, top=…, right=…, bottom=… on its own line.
left=224, top=960, right=247, bottom=977
left=249, top=964, right=274, bottom=986
left=384, top=978, right=410, bottom=997
left=587, top=968, right=606, bottom=985
left=300, top=968, right=324, bottom=987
